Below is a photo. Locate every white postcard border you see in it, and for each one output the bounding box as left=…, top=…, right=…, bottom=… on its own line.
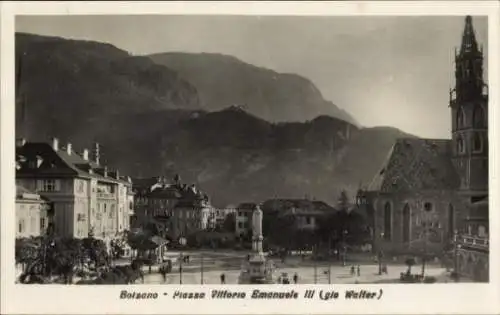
left=1, top=1, right=499, bottom=314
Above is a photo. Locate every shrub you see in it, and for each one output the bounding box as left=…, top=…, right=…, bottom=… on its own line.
left=423, top=276, right=437, bottom=283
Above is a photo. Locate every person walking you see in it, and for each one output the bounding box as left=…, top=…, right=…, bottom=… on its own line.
left=350, top=265, right=355, bottom=276
left=357, top=265, right=361, bottom=277
left=159, top=264, right=167, bottom=283
left=293, top=273, right=298, bottom=284
left=220, top=273, right=226, bottom=284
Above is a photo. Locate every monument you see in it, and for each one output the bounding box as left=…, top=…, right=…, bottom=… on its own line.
left=238, top=204, right=276, bottom=284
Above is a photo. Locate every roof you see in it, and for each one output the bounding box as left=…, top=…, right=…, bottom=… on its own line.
left=236, top=202, right=258, bottom=211
left=368, top=138, right=460, bottom=193
left=132, top=177, right=160, bottom=190
left=262, top=198, right=336, bottom=216
left=16, top=185, right=43, bottom=201
left=468, top=197, right=489, bottom=220
left=16, top=142, right=131, bottom=185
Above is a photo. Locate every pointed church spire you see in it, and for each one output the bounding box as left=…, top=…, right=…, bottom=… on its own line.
left=460, top=15, right=479, bottom=55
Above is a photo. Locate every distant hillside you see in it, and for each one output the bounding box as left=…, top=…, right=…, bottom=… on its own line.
left=148, top=52, right=358, bottom=126
left=15, top=33, right=414, bottom=207
left=15, top=33, right=201, bottom=144
left=98, top=107, right=413, bottom=207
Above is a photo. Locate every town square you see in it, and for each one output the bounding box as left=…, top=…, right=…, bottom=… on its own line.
left=13, top=14, right=489, bottom=285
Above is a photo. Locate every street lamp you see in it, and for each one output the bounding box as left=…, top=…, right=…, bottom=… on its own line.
left=453, top=230, right=461, bottom=282
left=378, top=232, right=384, bottom=275
left=178, top=236, right=187, bottom=284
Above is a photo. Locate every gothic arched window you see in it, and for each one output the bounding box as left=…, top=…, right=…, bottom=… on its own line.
left=473, top=133, right=483, bottom=152
left=473, top=105, right=486, bottom=128
left=402, top=203, right=411, bottom=243
left=457, top=135, right=465, bottom=154
left=383, top=202, right=392, bottom=241
left=457, top=107, right=466, bottom=129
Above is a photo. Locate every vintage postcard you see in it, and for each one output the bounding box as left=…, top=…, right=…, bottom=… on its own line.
left=1, top=1, right=499, bottom=314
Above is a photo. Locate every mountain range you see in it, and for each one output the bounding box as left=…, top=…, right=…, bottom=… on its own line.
left=15, top=33, right=414, bottom=207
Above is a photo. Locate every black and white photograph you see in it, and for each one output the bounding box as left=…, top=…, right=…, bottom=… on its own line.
left=1, top=1, right=499, bottom=315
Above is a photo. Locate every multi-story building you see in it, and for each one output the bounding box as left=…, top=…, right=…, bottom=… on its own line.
left=132, top=176, right=214, bottom=241
left=15, top=185, right=51, bottom=238
left=235, top=203, right=255, bottom=238
left=214, top=205, right=237, bottom=230
left=359, top=16, right=488, bottom=281
left=261, top=198, right=336, bottom=231
left=16, top=138, right=134, bottom=247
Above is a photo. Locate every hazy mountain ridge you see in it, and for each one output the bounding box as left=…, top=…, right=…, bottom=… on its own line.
left=15, top=33, right=201, bottom=144
left=98, top=107, right=412, bottom=207
left=148, top=52, right=359, bottom=126
left=15, top=33, right=414, bottom=207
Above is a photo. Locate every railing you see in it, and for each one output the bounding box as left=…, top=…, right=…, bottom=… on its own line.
left=457, top=235, right=489, bottom=250
left=97, top=192, right=115, bottom=199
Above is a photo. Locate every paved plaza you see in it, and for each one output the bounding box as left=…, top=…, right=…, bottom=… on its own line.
left=142, top=262, right=449, bottom=285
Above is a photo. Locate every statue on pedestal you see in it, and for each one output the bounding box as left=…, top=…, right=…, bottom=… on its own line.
left=238, top=204, right=276, bottom=284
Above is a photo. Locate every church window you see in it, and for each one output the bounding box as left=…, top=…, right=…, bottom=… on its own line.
left=457, top=135, right=465, bottom=154
left=457, top=107, right=466, bottom=129
left=383, top=202, right=392, bottom=241
left=473, top=105, right=485, bottom=128
left=473, top=133, right=483, bottom=152
left=402, top=203, right=411, bottom=243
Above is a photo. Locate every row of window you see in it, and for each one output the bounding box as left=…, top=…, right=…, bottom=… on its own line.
left=456, top=105, right=486, bottom=129
left=383, top=202, right=455, bottom=242
left=456, top=132, right=485, bottom=154
left=17, top=217, right=46, bottom=234
left=237, top=221, right=250, bottom=229
left=36, top=179, right=61, bottom=192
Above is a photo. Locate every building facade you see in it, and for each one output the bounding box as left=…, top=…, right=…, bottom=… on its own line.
left=16, top=186, right=51, bottom=238
left=16, top=138, right=134, bottom=247
left=132, top=176, right=214, bottom=241
left=360, top=16, right=488, bottom=281
left=235, top=203, right=255, bottom=238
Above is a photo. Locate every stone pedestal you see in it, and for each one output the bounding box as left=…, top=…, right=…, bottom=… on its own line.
left=238, top=204, right=276, bottom=284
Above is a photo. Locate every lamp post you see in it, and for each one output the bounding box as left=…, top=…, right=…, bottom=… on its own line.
left=378, top=232, right=384, bottom=275
left=453, top=230, right=461, bottom=282
left=178, top=236, right=186, bottom=284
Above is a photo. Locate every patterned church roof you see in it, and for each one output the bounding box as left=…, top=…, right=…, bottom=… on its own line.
left=368, top=138, right=460, bottom=193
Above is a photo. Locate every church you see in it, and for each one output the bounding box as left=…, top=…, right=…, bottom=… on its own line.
left=361, top=16, right=489, bottom=282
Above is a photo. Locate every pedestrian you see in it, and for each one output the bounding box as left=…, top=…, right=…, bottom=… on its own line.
left=220, top=273, right=226, bottom=284
left=293, top=273, right=298, bottom=284
left=350, top=265, right=355, bottom=276
left=357, top=265, right=360, bottom=277
left=159, top=265, right=167, bottom=283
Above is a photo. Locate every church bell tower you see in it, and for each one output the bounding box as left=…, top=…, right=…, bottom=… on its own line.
left=450, top=16, right=488, bottom=196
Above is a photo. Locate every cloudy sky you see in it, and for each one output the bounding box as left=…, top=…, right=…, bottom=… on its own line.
left=16, top=15, right=488, bottom=139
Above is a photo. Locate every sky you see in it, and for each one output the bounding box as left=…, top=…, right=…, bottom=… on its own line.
left=16, top=15, right=488, bottom=139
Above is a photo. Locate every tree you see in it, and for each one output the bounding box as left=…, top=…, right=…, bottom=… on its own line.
left=405, top=257, right=416, bottom=275
left=337, top=190, right=350, bottom=212
left=222, top=213, right=236, bottom=232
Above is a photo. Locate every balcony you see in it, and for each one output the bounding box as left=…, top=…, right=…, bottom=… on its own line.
left=457, top=235, right=489, bottom=251
left=97, top=192, right=115, bottom=199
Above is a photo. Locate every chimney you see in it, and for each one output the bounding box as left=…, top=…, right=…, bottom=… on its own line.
left=82, top=149, right=89, bottom=161
left=66, top=143, right=72, bottom=155
left=103, top=166, right=108, bottom=177
left=52, top=138, right=59, bottom=151
left=16, top=138, right=26, bottom=147
left=93, top=142, right=100, bottom=165
left=115, top=170, right=120, bottom=180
